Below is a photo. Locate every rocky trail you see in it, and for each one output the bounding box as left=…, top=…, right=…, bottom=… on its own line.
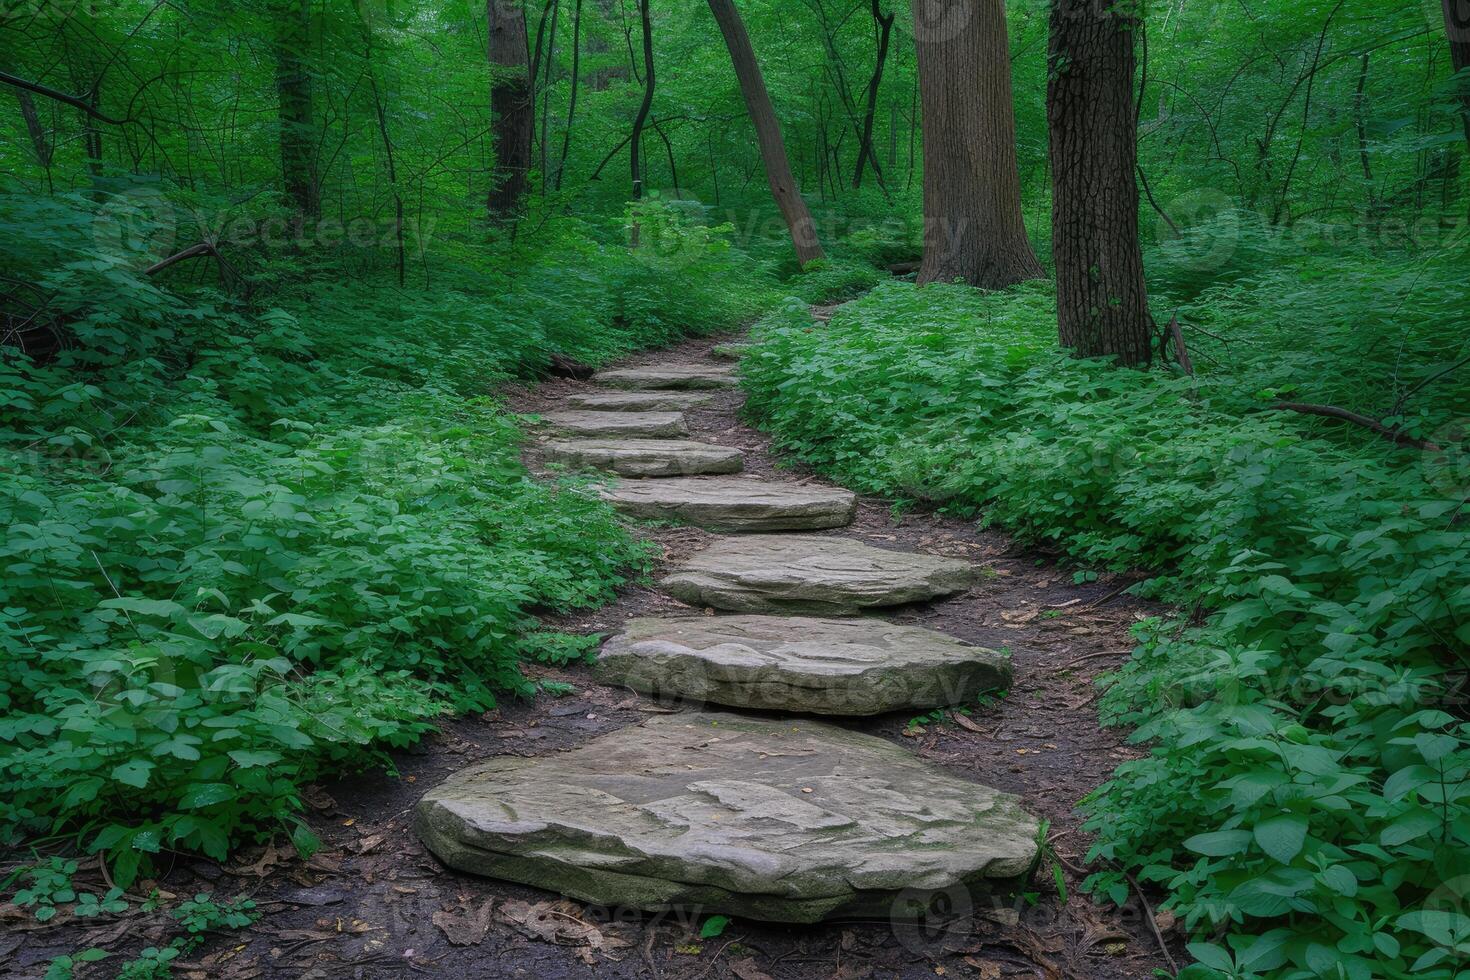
left=4, top=330, right=1182, bottom=980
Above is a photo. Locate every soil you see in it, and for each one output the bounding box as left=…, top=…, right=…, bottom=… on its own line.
left=1, top=328, right=1184, bottom=980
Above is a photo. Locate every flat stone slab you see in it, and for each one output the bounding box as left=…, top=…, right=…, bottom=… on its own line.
left=593, top=365, right=739, bottom=391
left=662, top=535, right=973, bottom=614
left=711, top=343, right=751, bottom=361
left=600, top=478, right=856, bottom=532
left=537, top=411, right=688, bottom=439
left=566, top=391, right=717, bottom=412
left=543, top=440, right=744, bottom=478
left=595, top=616, right=1011, bottom=716
left=416, top=712, right=1039, bottom=923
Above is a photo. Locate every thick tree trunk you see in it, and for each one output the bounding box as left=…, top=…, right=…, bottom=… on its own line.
left=273, top=0, right=319, bottom=219
left=629, top=0, right=655, bottom=199
left=1047, top=0, right=1154, bottom=366
left=852, top=0, right=894, bottom=190
left=913, top=0, right=1042, bottom=289
left=706, top=0, right=825, bottom=265
left=488, top=0, right=534, bottom=218
left=1444, top=0, right=1470, bottom=152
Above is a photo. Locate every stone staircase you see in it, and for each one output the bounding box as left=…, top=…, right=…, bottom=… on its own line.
left=416, top=344, right=1041, bottom=925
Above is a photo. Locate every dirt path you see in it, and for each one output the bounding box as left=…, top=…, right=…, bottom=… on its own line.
left=4, top=331, right=1181, bottom=980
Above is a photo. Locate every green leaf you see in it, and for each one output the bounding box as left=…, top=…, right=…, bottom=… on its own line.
left=1253, top=814, right=1308, bottom=864
left=1183, top=830, right=1252, bottom=857
left=112, top=761, right=154, bottom=789
left=178, top=783, right=236, bottom=809
left=699, top=915, right=730, bottom=939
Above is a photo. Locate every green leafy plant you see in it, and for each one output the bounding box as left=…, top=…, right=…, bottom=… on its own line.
left=742, top=272, right=1470, bottom=979
left=171, top=893, right=259, bottom=935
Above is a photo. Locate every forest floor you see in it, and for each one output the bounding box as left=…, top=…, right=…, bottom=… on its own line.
left=3, top=326, right=1184, bottom=980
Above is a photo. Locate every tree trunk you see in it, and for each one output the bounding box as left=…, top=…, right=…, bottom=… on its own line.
left=488, top=0, right=534, bottom=219
left=629, top=0, right=655, bottom=199
left=1444, top=0, right=1470, bottom=152
left=16, top=91, right=52, bottom=167
left=553, top=0, right=584, bottom=191
left=913, top=0, right=1042, bottom=289
left=1047, top=0, right=1154, bottom=366
left=537, top=0, right=562, bottom=194
left=706, top=0, right=825, bottom=265
left=272, top=0, right=319, bottom=219
left=852, top=0, right=894, bottom=190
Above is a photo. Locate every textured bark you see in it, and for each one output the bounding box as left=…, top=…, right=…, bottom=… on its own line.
left=1047, top=0, right=1153, bottom=366
left=1444, top=0, right=1470, bottom=152
left=16, top=91, right=52, bottom=167
left=852, top=0, right=894, bottom=190
left=272, top=0, right=319, bottom=218
left=913, top=0, right=1042, bottom=289
left=487, top=0, right=534, bottom=218
left=706, top=0, right=826, bottom=265
left=629, top=0, right=655, bottom=199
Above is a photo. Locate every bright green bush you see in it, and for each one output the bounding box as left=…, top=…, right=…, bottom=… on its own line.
left=0, top=191, right=814, bottom=883
left=741, top=270, right=1470, bottom=980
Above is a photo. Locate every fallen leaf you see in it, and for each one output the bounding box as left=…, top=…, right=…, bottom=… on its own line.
left=730, top=958, right=775, bottom=980
left=433, top=898, right=495, bottom=946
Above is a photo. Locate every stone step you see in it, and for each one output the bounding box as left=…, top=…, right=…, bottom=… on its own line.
left=600, top=477, right=856, bottom=532
left=593, top=364, right=739, bottom=391
left=567, top=390, right=717, bottom=412
left=662, top=535, right=972, bottom=614
left=595, top=615, right=1011, bottom=716
left=711, top=343, right=751, bottom=361
left=416, top=711, right=1039, bottom=923
left=537, top=411, right=688, bottom=439
left=543, top=439, right=744, bottom=478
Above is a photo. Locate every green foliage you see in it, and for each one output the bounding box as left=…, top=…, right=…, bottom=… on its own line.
left=43, top=948, right=108, bottom=980
left=0, top=186, right=816, bottom=882
left=742, top=261, right=1470, bottom=979
left=113, top=945, right=180, bottom=980
left=171, top=893, right=259, bottom=934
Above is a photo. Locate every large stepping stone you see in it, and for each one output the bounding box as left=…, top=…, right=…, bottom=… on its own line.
left=567, top=391, right=717, bottom=412
left=594, top=364, right=739, bottom=391
left=601, top=478, right=856, bottom=532
left=415, top=712, right=1039, bottom=923
left=711, top=343, right=751, bottom=361
left=537, top=411, right=688, bottom=439
left=595, top=616, right=1011, bottom=716
left=544, top=439, right=744, bottom=477
left=662, top=535, right=972, bottom=614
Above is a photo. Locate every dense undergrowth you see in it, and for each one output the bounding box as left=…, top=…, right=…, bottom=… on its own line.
left=743, top=224, right=1470, bottom=979
left=0, top=188, right=874, bottom=885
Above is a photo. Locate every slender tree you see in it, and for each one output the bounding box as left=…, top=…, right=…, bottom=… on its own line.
left=1443, top=0, right=1470, bottom=152
left=912, top=0, right=1042, bottom=288
left=1047, top=0, right=1154, bottom=365
left=272, top=0, right=319, bottom=218
left=629, top=0, right=655, bottom=198
left=706, top=0, right=826, bottom=264
left=487, top=0, right=534, bottom=219
left=553, top=0, right=584, bottom=190
left=852, top=0, right=894, bottom=190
